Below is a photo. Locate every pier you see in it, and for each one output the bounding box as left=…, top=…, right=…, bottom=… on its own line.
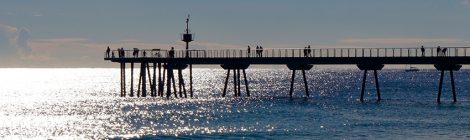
left=104, top=16, right=470, bottom=103
left=105, top=47, right=470, bottom=103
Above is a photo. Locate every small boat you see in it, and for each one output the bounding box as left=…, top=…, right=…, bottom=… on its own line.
left=405, top=66, right=419, bottom=72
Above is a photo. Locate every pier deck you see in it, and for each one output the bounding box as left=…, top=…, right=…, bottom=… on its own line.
left=104, top=47, right=470, bottom=103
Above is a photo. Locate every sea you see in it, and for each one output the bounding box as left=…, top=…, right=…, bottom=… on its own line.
left=1, top=68, right=470, bottom=139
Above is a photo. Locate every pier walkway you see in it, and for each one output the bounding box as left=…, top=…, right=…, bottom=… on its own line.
left=104, top=47, right=470, bottom=103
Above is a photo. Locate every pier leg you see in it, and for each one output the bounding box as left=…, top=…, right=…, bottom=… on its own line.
left=172, top=69, right=177, bottom=98
left=237, top=69, right=241, bottom=97
left=147, top=64, right=153, bottom=97
left=360, top=70, right=367, bottom=102
left=233, top=69, right=238, bottom=97
left=120, top=63, right=126, bottom=97
left=450, top=70, right=457, bottom=102
left=190, top=64, right=193, bottom=98
left=130, top=62, right=134, bottom=97
left=166, top=64, right=172, bottom=99
left=153, top=62, right=157, bottom=97
left=289, top=70, right=296, bottom=98
left=182, top=71, right=187, bottom=98
left=161, top=64, right=166, bottom=97
left=137, top=67, right=141, bottom=97
left=437, top=70, right=444, bottom=103
left=178, top=69, right=183, bottom=98
left=158, top=63, right=162, bottom=97
left=223, top=69, right=230, bottom=97
left=302, top=69, right=309, bottom=97
left=374, top=70, right=381, bottom=101
left=141, top=63, right=147, bottom=97
left=243, top=69, right=250, bottom=97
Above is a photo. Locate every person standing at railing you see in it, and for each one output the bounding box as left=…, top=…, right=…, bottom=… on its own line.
left=143, top=50, right=147, bottom=57
left=259, top=46, right=263, bottom=57
left=169, top=47, right=175, bottom=58
left=106, top=46, right=110, bottom=58
left=420, top=46, right=425, bottom=57
left=112, top=51, right=115, bottom=58
left=307, top=45, right=312, bottom=57
left=247, top=45, right=251, bottom=57
left=303, top=46, right=308, bottom=57
left=256, top=46, right=260, bottom=57
left=437, top=46, right=441, bottom=57
left=444, top=47, right=447, bottom=56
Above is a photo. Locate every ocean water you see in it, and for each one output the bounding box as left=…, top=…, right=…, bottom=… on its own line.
left=1, top=68, right=470, bottom=139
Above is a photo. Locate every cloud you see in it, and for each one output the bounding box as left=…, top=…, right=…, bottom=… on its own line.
left=0, top=24, right=31, bottom=57
left=464, top=0, right=470, bottom=7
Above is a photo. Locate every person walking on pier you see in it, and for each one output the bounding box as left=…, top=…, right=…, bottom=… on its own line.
left=420, top=46, right=425, bottom=57
left=169, top=47, right=175, bottom=58
left=247, top=45, right=251, bottom=57
left=143, top=50, right=147, bottom=57
left=106, top=46, right=110, bottom=58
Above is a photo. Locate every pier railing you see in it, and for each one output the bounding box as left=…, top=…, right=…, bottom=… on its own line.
left=105, top=47, right=470, bottom=59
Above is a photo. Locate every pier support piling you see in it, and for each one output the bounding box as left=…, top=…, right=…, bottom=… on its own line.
left=166, top=64, right=173, bottom=99
left=237, top=69, right=241, bottom=97
left=434, top=64, right=461, bottom=103
left=141, top=63, right=147, bottom=97
left=450, top=70, right=456, bottom=102
left=438, top=70, right=444, bottom=103
left=222, top=69, right=230, bottom=97
left=360, top=70, right=367, bottom=102
left=152, top=62, right=157, bottom=97
left=130, top=62, right=134, bottom=97
left=243, top=69, right=250, bottom=97
left=374, top=70, right=381, bottom=101
left=286, top=64, right=313, bottom=98
left=301, top=69, right=310, bottom=97
left=220, top=64, right=250, bottom=97
left=289, top=70, right=296, bottom=98
left=233, top=69, right=238, bottom=97
left=120, top=62, right=126, bottom=97
left=190, top=64, right=193, bottom=98
left=357, top=64, right=384, bottom=102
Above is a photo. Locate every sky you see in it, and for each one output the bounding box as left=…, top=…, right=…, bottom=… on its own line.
left=1, top=0, right=470, bottom=67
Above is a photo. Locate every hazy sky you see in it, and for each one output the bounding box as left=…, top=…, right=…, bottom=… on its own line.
left=1, top=0, right=470, bottom=67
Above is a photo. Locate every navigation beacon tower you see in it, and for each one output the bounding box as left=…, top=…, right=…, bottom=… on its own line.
left=181, top=14, right=194, bottom=57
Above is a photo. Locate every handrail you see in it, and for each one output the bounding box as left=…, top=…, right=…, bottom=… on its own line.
left=104, top=47, right=470, bottom=59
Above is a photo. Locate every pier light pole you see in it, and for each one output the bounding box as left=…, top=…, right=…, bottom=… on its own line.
left=182, top=14, right=194, bottom=58
left=181, top=14, right=194, bottom=97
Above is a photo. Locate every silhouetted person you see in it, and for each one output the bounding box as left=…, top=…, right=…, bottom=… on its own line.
left=420, top=46, right=425, bottom=57
left=112, top=51, right=115, bottom=58
left=437, top=46, right=441, bottom=56
left=259, top=46, right=263, bottom=57
left=143, top=50, right=146, bottom=57
left=169, top=47, right=175, bottom=58
left=256, top=46, right=260, bottom=57
left=120, top=48, right=124, bottom=58
left=106, top=46, right=110, bottom=58
left=303, top=47, right=308, bottom=57
left=307, top=45, right=312, bottom=57
left=133, top=48, right=139, bottom=57
left=247, top=45, right=251, bottom=57
left=442, top=48, right=447, bottom=57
